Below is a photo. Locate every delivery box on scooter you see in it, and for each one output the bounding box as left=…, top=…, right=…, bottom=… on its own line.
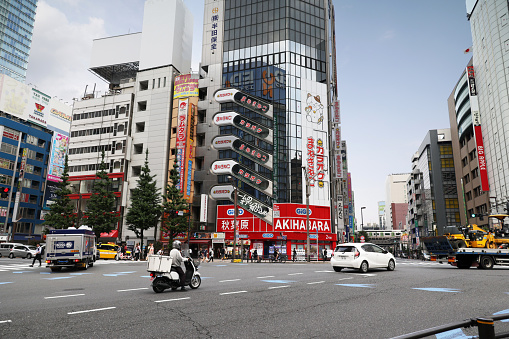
left=147, top=255, right=173, bottom=273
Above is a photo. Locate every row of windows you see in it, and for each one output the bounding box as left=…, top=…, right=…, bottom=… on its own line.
left=68, top=144, right=112, bottom=156
left=72, top=105, right=128, bottom=121
left=71, top=126, right=114, bottom=138
left=69, top=163, right=110, bottom=173
left=0, top=143, right=44, bottom=161
left=139, top=77, right=167, bottom=91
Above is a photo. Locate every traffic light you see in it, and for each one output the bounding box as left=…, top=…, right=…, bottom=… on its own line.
left=1, top=187, right=9, bottom=198
left=471, top=213, right=476, bottom=218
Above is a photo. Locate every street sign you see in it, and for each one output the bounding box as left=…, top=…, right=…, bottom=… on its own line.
left=360, top=235, right=365, bottom=243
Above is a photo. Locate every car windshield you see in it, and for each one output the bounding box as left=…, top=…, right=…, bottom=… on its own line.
left=335, top=246, right=355, bottom=252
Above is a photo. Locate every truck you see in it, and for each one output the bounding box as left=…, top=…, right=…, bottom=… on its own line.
left=422, top=235, right=509, bottom=269
left=45, top=228, right=96, bottom=272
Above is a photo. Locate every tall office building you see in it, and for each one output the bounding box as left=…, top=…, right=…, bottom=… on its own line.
left=448, top=58, right=490, bottom=229
left=467, top=1, right=509, bottom=216
left=195, top=0, right=345, bottom=256
left=407, top=129, right=460, bottom=242
left=0, top=0, right=38, bottom=82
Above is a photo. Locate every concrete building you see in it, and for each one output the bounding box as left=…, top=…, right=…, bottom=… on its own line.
left=448, top=57, right=490, bottom=229
left=68, top=0, right=193, bottom=244
left=466, top=1, right=509, bottom=215
left=0, top=0, right=38, bottom=82
left=195, top=0, right=344, bottom=257
left=385, top=174, right=410, bottom=230
left=407, top=129, right=460, bottom=244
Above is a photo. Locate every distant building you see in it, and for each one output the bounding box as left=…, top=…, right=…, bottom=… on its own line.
left=407, top=129, right=460, bottom=242
left=447, top=58, right=490, bottom=229
left=467, top=1, right=509, bottom=215
left=0, top=0, right=38, bottom=82
left=385, top=174, right=409, bottom=230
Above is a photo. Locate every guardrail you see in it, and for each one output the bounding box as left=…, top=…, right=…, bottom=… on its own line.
left=391, top=313, right=509, bottom=339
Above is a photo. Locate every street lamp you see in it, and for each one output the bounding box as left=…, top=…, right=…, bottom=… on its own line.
left=302, top=166, right=326, bottom=262
left=360, top=207, right=366, bottom=233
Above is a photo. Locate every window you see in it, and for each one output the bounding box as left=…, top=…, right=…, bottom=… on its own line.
left=133, top=144, right=143, bottom=155
left=139, top=80, right=148, bottom=91
left=131, top=166, right=141, bottom=177
left=196, top=157, right=204, bottom=170
left=197, top=133, right=205, bottom=147
left=135, top=122, right=145, bottom=133
left=138, top=101, right=147, bottom=111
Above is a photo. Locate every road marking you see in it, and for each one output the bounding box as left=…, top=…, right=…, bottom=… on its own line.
left=412, top=288, right=460, bottom=293
left=307, top=281, right=325, bottom=285
left=336, top=284, right=375, bottom=288
left=0, top=320, right=12, bottom=324
left=493, top=309, right=509, bottom=323
left=45, top=293, right=85, bottom=299
left=315, top=270, right=334, bottom=273
left=288, top=273, right=303, bottom=276
left=257, top=275, right=275, bottom=279
left=117, top=287, right=149, bottom=292
left=0, top=282, right=13, bottom=285
left=220, top=290, right=247, bottom=295
left=268, top=285, right=289, bottom=289
left=44, top=277, right=74, bottom=280
left=154, top=297, right=190, bottom=303
left=68, top=306, right=116, bottom=315
left=261, top=280, right=296, bottom=284
left=337, top=277, right=354, bottom=281
left=219, top=279, right=241, bottom=283
left=69, top=273, right=92, bottom=276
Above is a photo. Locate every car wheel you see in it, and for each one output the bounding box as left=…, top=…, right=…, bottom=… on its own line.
left=359, top=261, right=368, bottom=273
left=8, top=253, right=14, bottom=259
left=190, top=275, right=201, bottom=289
left=27, top=253, right=32, bottom=259
left=479, top=255, right=494, bottom=269
left=387, top=259, right=395, bottom=271
left=333, top=266, right=343, bottom=272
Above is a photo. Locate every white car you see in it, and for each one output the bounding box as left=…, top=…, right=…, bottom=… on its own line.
left=330, top=243, right=396, bottom=273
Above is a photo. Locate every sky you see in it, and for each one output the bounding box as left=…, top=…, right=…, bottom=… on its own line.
left=25, top=0, right=473, bottom=227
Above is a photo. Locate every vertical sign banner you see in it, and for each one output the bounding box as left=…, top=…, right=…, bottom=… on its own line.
left=466, top=66, right=489, bottom=191
left=47, top=133, right=69, bottom=182
left=200, top=194, right=208, bottom=223
left=332, top=99, right=340, bottom=124
left=176, top=98, right=189, bottom=191
left=12, top=148, right=28, bottom=221
left=333, top=127, right=341, bottom=151
left=183, top=104, right=196, bottom=200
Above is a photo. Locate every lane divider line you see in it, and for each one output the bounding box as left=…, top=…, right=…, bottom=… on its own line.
left=220, top=290, right=247, bottom=295
left=68, top=306, right=116, bottom=315
left=307, top=281, right=325, bottom=285
left=155, top=297, right=190, bottom=303
left=44, top=293, right=85, bottom=299
left=288, top=273, right=303, bottom=276
left=117, top=287, right=149, bottom=292
left=219, top=279, right=241, bottom=283
left=257, top=276, right=275, bottom=279
left=268, top=285, right=289, bottom=290
left=0, top=320, right=12, bottom=324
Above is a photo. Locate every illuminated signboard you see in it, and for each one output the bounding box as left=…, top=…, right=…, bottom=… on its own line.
left=211, top=135, right=236, bottom=150
left=232, top=139, right=272, bottom=167
left=209, top=184, right=235, bottom=200
left=235, top=190, right=272, bottom=224
left=212, top=111, right=272, bottom=143
left=210, top=160, right=236, bottom=175
left=214, top=88, right=273, bottom=118
left=231, top=163, right=272, bottom=196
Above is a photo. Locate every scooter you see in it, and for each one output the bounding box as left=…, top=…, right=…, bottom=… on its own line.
left=148, top=256, right=201, bottom=293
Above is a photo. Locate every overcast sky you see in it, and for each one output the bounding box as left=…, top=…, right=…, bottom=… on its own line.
left=26, top=0, right=473, bottom=226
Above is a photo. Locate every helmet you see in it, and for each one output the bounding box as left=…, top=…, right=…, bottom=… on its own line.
left=172, top=240, right=181, bottom=250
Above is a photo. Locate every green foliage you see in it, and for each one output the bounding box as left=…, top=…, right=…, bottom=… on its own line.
left=126, top=150, right=161, bottom=244
left=43, top=155, right=76, bottom=229
left=161, top=161, right=189, bottom=243
left=85, top=151, right=119, bottom=239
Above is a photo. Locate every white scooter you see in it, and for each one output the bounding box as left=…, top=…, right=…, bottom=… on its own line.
left=147, top=255, right=201, bottom=293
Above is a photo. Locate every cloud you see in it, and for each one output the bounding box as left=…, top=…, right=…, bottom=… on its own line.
left=26, top=1, right=108, bottom=103
left=379, top=30, right=395, bottom=41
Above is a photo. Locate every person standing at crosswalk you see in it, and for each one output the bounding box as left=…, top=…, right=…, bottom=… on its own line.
left=29, top=244, right=42, bottom=267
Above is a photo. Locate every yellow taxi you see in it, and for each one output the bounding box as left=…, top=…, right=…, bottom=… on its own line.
left=97, top=243, right=131, bottom=260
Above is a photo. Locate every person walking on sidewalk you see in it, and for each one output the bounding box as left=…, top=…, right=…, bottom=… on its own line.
left=30, top=243, right=42, bottom=267
left=293, top=248, right=297, bottom=262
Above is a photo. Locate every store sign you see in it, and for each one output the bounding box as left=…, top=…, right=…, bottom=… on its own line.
left=333, top=127, right=341, bottom=151
left=209, top=185, right=235, bottom=200
left=231, top=163, right=271, bottom=193
left=234, top=114, right=272, bottom=142
left=236, top=190, right=272, bottom=224
left=214, top=88, right=238, bottom=103
left=210, top=160, right=236, bottom=175
left=332, top=99, right=340, bottom=124
left=213, top=88, right=273, bottom=118
left=232, top=139, right=272, bottom=167
left=211, top=135, right=236, bottom=150
left=200, top=194, right=208, bottom=223
left=213, top=111, right=238, bottom=125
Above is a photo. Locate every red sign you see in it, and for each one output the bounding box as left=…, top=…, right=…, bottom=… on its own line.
left=474, top=125, right=489, bottom=191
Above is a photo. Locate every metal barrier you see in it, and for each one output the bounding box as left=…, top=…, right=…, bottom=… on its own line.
left=391, top=313, right=509, bottom=339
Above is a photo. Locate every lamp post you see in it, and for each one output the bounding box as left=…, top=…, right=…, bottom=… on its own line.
left=360, top=207, right=366, bottom=233
left=302, top=166, right=326, bottom=262
left=228, top=176, right=238, bottom=262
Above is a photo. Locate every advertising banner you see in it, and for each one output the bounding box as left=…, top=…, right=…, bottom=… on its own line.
left=27, top=88, right=50, bottom=128
left=48, top=98, right=72, bottom=134
left=332, top=99, right=340, bottom=124
left=183, top=104, right=196, bottom=200
left=174, top=74, right=199, bottom=99
left=12, top=148, right=28, bottom=221
left=47, top=133, right=69, bottom=182
left=333, top=126, right=341, bottom=151
left=176, top=98, right=189, bottom=191
left=200, top=194, right=208, bottom=223
left=43, top=181, right=60, bottom=208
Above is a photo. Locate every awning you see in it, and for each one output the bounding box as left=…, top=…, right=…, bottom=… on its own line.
left=189, top=239, right=211, bottom=244
left=100, top=230, right=119, bottom=238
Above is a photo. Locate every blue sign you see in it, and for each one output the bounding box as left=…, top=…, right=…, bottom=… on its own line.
left=296, top=208, right=311, bottom=216
left=310, top=234, right=318, bottom=239
left=262, top=233, right=274, bottom=238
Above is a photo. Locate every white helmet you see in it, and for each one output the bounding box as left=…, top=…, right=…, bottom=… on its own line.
left=172, top=240, right=181, bottom=250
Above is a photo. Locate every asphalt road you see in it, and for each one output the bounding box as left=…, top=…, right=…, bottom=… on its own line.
left=0, top=257, right=508, bottom=338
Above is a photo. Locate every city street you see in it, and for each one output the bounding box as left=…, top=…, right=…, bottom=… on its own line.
left=0, top=257, right=508, bottom=338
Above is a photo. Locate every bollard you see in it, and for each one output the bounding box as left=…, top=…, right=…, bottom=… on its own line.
left=477, top=318, right=495, bottom=339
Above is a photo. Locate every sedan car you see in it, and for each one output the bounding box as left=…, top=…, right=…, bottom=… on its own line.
left=97, top=243, right=131, bottom=260
left=330, top=243, right=396, bottom=273
left=8, top=245, right=37, bottom=259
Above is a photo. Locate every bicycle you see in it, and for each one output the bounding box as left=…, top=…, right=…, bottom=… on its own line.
left=270, top=254, right=287, bottom=263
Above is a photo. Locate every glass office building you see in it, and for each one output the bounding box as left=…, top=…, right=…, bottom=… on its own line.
left=0, top=0, right=38, bottom=82
left=197, top=0, right=345, bottom=237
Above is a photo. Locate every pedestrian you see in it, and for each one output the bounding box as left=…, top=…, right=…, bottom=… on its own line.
left=148, top=243, right=154, bottom=257
left=293, top=248, right=297, bottom=262
left=134, top=243, right=140, bottom=261
left=209, top=248, right=214, bottom=262
left=29, top=243, right=42, bottom=267
left=253, top=249, right=258, bottom=263
left=323, top=248, right=327, bottom=261
left=143, top=244, right=148, bottom=260
left=220, top=247, right=225, bottom=261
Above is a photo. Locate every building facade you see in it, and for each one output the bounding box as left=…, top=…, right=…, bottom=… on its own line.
left=407, top=129, right=460, bottom=243
left=68, top=0, right=193, bottom=244
left=467, top=1, right=509, bottom=215
left=0, top=0, right=38, bottom=82
left=195, top=0, right=344, bottom=258
left=448, top=58, right=490, bottom=229
left=385, top=173, right=409, bottom=230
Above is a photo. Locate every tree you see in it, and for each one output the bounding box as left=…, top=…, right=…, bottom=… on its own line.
left=43, top=155, right=76, bottom=229
left=85, top=151, right=119, bottom=240
left=161, top=161, right=189, bottom=248
left=125, top=150, right=162, bottom=256
left=355, top=230, right=370, bottom=243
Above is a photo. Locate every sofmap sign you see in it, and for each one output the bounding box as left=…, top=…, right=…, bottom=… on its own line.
left=209, top=184, right=235, bottom=200
left=210, top=160, right=236, bottom=175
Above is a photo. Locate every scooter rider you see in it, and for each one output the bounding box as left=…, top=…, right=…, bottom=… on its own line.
left=170, top=240, right=188, bottom=291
